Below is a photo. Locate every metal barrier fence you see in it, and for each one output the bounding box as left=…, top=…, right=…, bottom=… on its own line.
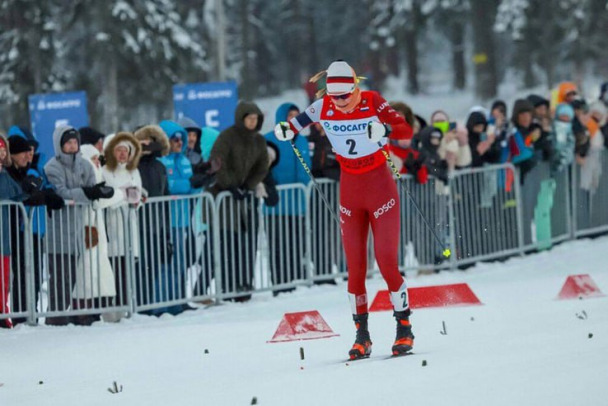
left=2, top=152, right=608, bottom=325
left=572, top=149, right=608, bottom=238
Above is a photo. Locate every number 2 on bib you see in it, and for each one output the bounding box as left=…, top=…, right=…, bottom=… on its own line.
left=346, top=139, right=357, bottom=155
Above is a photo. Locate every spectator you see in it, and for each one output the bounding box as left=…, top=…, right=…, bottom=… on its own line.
left=263, top=103, right=309, bottom=294
left=552, top=103, right=576, bottom=173
left=527, top=94, right=554, bottom=161
left=72, top=145, right=117, bottom=325
left=158, top=120, right=199, bottom=314
left=0, top=134, right=24, bottom=329
left=133, top=125, right=172, bottom=311
left=579, top=101, right=606, bottom=193
left=78, top=127, right=106, bottom=154
left=6, top=132, right=64, bottom=325
left=556, top=82, right=579, bottom=105
left=466, top=110, right=500, bottom=168
left=45, top=126, right=113, bottom=326
left=506, top=99, right=537, bottom=182
left=102, top=132, right=143, bottom=319
left=430, top=110, right=472, bottom=171
left=572, top=99, right=591, bottom=163
left=208, top=101, right=268, bottom=300
left=177, top=117, right=204, bottom=166
left=387, top=101, right=415, bottom=173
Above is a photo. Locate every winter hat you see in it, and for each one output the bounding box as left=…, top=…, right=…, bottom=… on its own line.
left=79, top=126, right=106, bottom=146
left=8, top=134, right=31, bottom=154
left=60, top=128, right=80, bottom=147
left=8, top=126, right=38, bottom=149
left=511, top=99, right=534, bottom=124
left=325, top=60, right=358, bottom=96
left=555, top=103, right=575, bottom=121
left=526, top=94, right=550, bottom=108
left=115, top=140, right=133, bottom=156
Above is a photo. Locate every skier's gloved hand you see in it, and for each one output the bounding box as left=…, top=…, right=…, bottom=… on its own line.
left=367, top=121, right=391, bottom=143
left=229, top=186, right=249, bottom=201
left=274, top=122, right=295, bottom=142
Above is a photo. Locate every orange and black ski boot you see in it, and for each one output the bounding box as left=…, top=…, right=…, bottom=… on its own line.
left=392, top=310, right=414, bottom=356
left=349, top=313, right=372, bottom=360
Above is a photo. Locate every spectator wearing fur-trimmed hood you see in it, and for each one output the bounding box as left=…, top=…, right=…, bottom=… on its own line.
left=134, top=125, right=170, bottom=198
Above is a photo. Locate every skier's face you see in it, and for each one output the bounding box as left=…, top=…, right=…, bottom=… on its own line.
left=330, top=93, right=353, bottom=109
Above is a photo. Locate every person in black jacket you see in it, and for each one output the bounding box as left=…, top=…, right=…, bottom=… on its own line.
left=466, top=111, right=501, bottom=168
left=133, top=125, right=172, bottom=312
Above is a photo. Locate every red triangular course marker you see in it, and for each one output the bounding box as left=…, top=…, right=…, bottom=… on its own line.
left=268, top=310, right=339, bottom=343
left=557, top=274, right=604, bottom=300
left=370, top=283, right=483, bottom=312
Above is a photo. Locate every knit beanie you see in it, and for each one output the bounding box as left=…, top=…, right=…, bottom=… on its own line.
left=60, top=128, right=80, bottom=147
left=8, top=135, right=31, bottom=154
left=325, top=60, right=358, bottom=96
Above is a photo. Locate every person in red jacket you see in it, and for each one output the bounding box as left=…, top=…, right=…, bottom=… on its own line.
left=274, top=60, right=414, bottom=359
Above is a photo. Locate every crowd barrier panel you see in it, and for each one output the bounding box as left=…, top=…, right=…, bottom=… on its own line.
left=132, top=193, right=216, bottom=313
left=306, top=179, right=346, bottom=281
left=448, top=163, right=523, bottom=268
left=572, top=149, right=608, bottom=238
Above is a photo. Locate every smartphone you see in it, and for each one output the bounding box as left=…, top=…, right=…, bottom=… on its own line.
left=448, top=121, right=457, bottom=131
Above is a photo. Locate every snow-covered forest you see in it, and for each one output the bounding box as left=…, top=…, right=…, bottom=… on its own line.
left=1, top=0, right=607, bottom=132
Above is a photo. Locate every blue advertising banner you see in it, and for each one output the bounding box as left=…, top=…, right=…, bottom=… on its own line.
left=28, top=91, right=89, bottom=161
left=173, top=81, right=238, bottom=131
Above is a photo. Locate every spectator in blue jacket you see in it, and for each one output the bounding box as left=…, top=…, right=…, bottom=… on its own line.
left=264, top=103, right=312, bottom=294
left=157, top=120, right=198, bottom=314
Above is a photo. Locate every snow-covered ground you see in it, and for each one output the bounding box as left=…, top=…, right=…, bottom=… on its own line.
left=1, top=236, right=607, bottom=406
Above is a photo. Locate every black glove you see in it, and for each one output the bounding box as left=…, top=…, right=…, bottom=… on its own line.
left=192, top=161, right=212, bottom=174
left=190, top=172, right=216, bottom=189
left=21, top=175, right=43, bottom=194
left=23, top=191, right=46, bottom=206
left=43, top=189, right=65, bottom=210
left=83, top=182, right=115, bottom=200
left=403, top=152, right=420, bottom=175
left=229, top=187, right=249, bottom=201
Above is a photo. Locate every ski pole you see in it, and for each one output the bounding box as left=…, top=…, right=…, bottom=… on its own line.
left=379, top=145, right=452, bottom=258
left=289, top=141, right=341, bottom=226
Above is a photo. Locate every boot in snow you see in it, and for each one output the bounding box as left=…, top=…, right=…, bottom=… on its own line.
left=392, top=310, right=414, bottom=356
left=349, top=313, right=372, bottom=360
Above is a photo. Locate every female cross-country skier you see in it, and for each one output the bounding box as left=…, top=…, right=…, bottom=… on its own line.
left=274, top=60, right=414, bottom=359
